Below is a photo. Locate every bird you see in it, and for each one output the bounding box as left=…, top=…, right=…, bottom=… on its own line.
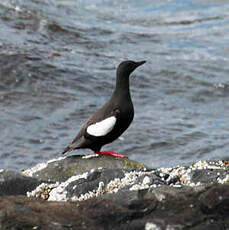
left=62, top=60, right=146, bottom=158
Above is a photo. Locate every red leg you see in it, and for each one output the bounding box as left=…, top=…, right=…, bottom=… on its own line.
left=95, top=151, right=128, bottom=159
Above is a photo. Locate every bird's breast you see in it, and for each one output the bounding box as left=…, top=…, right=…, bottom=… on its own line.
left=115, top=102, right=134, bottom=129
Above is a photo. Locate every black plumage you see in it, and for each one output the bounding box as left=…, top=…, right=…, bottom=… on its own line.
left=62, top=60, right=146, bottom=158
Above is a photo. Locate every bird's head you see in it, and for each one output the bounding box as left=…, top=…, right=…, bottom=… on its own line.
left=116, top=60, right=146, bottom=77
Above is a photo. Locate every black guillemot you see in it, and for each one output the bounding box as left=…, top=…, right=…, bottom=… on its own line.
left=62, top=60, right=146, bottom=158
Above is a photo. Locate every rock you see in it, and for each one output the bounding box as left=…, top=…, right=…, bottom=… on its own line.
left=22, top=155, right=149, bottom=182
left=27, top=168, right=165, bottom=202
left=199, top=184, right=229, bottom=215
left=1, top=184, right=229, bottom=230
left=21, top=158, right=229, bottom=203
left=0, top=169, right=45, bottom=196
left=1, top=157, right=229, bottom=229
left=157, top=160, right=229, bottom=187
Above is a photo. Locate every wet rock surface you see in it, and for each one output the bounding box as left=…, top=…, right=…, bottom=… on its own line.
left=1, top=157, right=229, bottom=229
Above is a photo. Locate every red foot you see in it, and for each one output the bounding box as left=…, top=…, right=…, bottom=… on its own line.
left=95, top=151, right=128, bottom=159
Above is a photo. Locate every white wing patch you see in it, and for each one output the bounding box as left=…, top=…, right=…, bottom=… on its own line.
left=87, top=116, right=116, bottom=137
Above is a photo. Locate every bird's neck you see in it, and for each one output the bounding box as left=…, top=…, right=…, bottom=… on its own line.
left=113, top=74, right=130, bottom=96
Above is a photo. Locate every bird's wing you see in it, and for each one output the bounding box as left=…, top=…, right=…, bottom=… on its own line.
left=85, top=107, right=120, bottom=137
left=86, top=116, right=117, bottom=137
left=62, top=106, right=120, bottom=154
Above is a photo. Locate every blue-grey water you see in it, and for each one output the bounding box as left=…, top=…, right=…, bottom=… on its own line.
left=1, top=0, right=229, bottom=170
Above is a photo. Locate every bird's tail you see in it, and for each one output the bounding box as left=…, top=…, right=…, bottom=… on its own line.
left=62, top=136, right=88, bottom=154
left=62, top=141, right=82, bottom=154
left=62, top=146, right=72, bottom=155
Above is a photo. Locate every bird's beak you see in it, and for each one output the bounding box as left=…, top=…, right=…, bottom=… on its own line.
left=136, top=60, right=146, bottom=67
